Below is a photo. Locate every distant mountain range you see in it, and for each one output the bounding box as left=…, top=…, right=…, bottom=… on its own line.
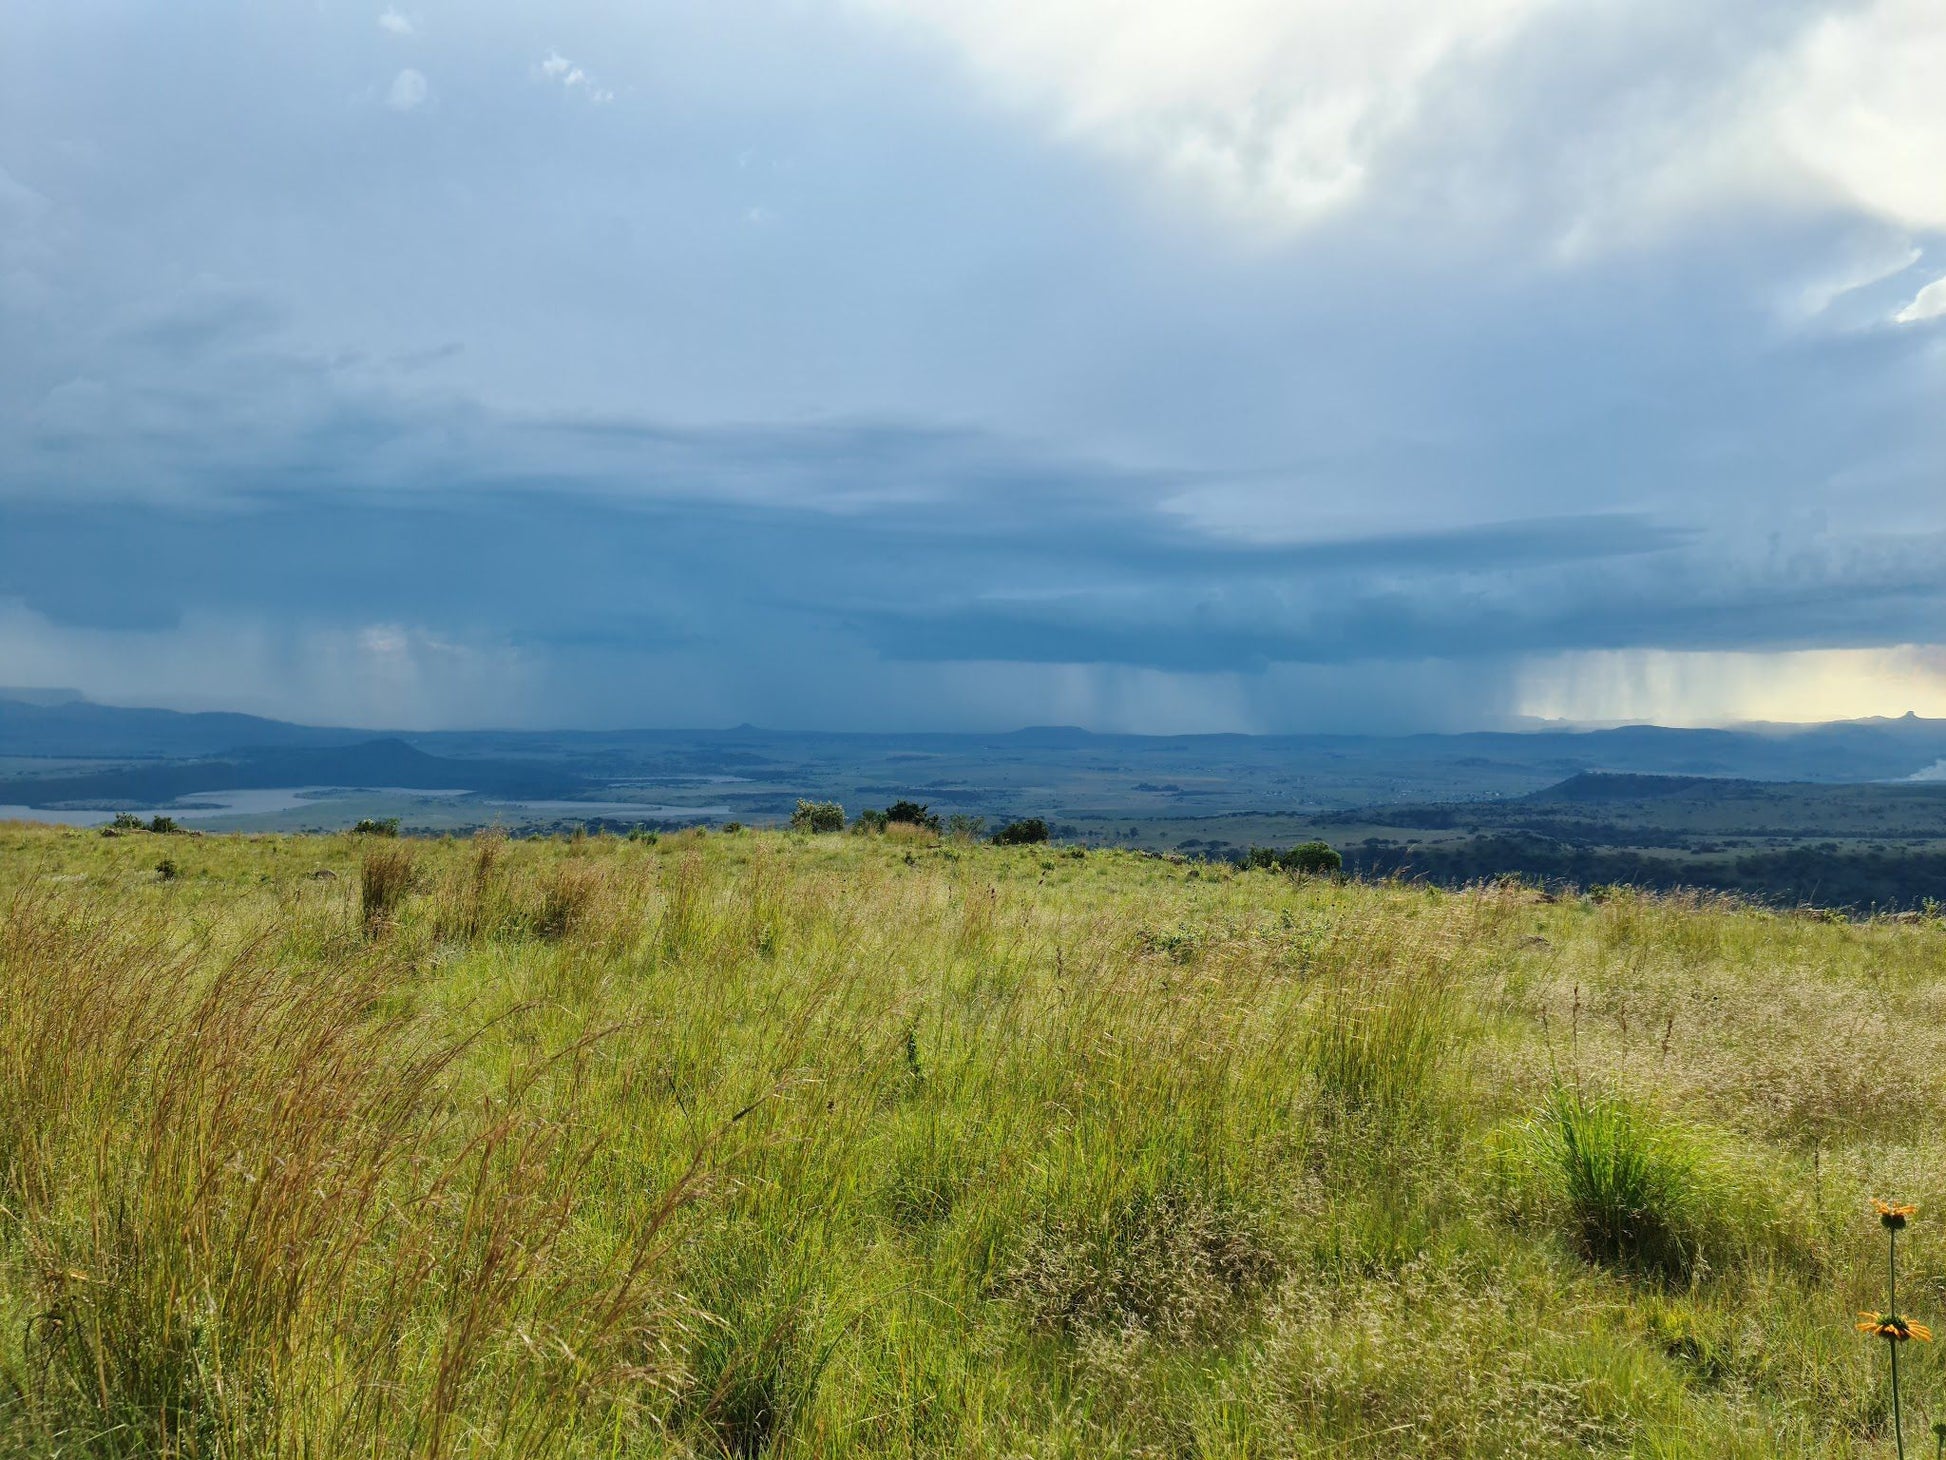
left=6, top=690, right=1946, bottom=830
left=6, top=690, right=1946, bottom=776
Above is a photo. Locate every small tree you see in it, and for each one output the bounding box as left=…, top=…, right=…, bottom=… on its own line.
left=853, top=808, right=890, bottom=834
left=789, top=799, right=846, bottom=833
left=1281, top=840, right=1342, bottom=876
left=1243, top=846, right=1280, bottom=871
left=992, top=817, right=1049, bottom=846
left=885, top=800, right=941, bottom=833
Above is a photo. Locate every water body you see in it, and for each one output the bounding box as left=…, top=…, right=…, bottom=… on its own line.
left=0, top=787, right=726, bottom=828
left=0, top=787, right=350, bottom=826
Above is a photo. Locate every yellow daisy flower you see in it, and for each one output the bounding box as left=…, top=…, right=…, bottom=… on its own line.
left=1875, top=1199, right=1919, bottom=1230
left=1859, top=1311, right=1933, bottom=1342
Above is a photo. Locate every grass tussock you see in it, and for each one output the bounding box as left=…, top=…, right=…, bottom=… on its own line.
left=0, top=824, right=1941, bottom=1456
left=1516, top=1083, right=1728, bottom=1282
left=359, top=842, right=417, bottom=932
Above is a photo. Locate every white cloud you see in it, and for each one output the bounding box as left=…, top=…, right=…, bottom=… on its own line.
left=537, top=50, right=613, bottom=103
left=386, top=67, right=428, bottom=111
left=853, top=0, right=1556, bottom=231
left=378, top=8, right=413, bottom=37
left=1756, top=0, right=1946, bottom=234
left=1895, top=273, right=1946, bottom=325
left=852, top=0, right=1946, bottom=249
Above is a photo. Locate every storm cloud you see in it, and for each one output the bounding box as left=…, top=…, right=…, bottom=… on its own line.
left=2, top=0, right=1943, bottom=729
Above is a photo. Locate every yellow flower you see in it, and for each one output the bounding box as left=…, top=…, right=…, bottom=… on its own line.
left=1859, top=1311, right=1933, bottom=1342
left=1875, top=1199, right=1918, bottom=1230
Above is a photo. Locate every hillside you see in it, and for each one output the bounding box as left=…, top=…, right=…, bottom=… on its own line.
left=0, top=823, right=1940, bottom=1455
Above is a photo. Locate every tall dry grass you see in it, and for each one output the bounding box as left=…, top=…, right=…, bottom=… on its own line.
left=0, top=887, right=696, bottom=1457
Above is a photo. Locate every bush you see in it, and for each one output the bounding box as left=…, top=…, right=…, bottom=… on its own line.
left=1284, top=841, right=1342, bottom=876
left=852, top=808, right=889, bottom=834
left=154, top=858, right=179, bottom=881
left=1244, top=846, right=1280, bottom=871
left=945, top=813, right=986, bottom=841
left=992, top=817, right=1049, bottom=846
left=885, top=801, right=941, bottom=833
left=147, top=816, right=180, bottom=835
left=788, top=800, right=845, bottom=834
left=109, top=812, right=145, bottom=832
left=351, top=817, right=400, bottom=837
left=720, top=821, right=745, bottom=834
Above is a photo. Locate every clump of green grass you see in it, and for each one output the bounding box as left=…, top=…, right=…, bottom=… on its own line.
left=657, top=848, right=711, bottom=962
left=1522, top=1083, right=1725, bottom=1281
left=1303, top=952, right=1459, bottom=1131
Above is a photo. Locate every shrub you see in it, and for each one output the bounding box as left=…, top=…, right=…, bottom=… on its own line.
left=945, top=813, right=986, bottom=841
left=147, top=815, right=180, bottom=835
left=720, top=821, right=745, bottom=835
left=109, top=811, right=145, bottom=832
left=884, top=801, right=941, bottom=833
left=154, top=858, right=179, bottom=881
left=1283, top=841, right=1342, bottom=876
left=852, top=808, right=890, bottom=834
left=359, top=845, right=417, bottom=933
left=1244, top=846, right=1280, bottom=870
left=992, top=817, right=1049, bottom=846
left=351, top=817, right=400, bottom=837
left=788, top=800, right=845, bottom=834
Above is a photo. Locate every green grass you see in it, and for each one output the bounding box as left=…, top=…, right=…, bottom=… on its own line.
left=0, top=822, right=1940, bottom=1456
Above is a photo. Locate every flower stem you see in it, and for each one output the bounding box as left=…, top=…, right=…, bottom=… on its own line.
left=1893, top=1337, right=1905, bottom=1460
left=1892, top=1227, right=1906, bottom=1460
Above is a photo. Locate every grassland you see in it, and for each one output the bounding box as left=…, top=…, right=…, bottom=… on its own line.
left=0, top=822, right=1943, bottom=1456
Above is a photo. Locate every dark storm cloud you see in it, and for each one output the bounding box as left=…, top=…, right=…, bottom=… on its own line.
left=2, top=0, right=1944, bottom=727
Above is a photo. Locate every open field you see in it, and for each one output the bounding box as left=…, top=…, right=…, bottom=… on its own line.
left=2, top=822, right=1944, bottom=1455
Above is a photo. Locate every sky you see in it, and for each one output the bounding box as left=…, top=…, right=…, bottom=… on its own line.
left=2, top=0, right=1943, bottom=732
